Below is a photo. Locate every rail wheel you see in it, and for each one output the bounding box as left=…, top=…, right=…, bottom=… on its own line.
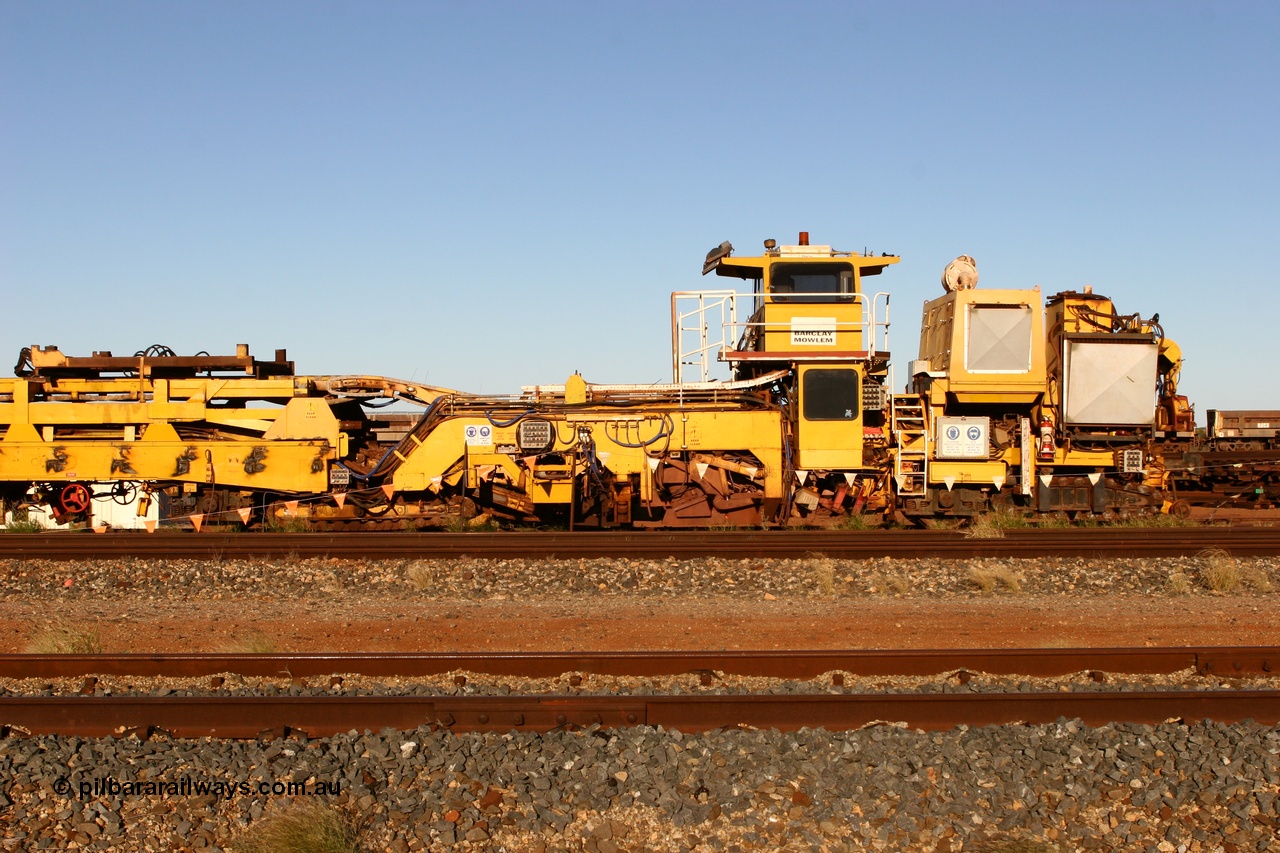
left=59, top=483, right=92, bottom=516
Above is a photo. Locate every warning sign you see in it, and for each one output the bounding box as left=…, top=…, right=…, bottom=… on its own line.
left=936, top=416, right=989, bottom=459
left=790, top=317, right=837, bottom=346
left=464, top=425, right=493, bottom=447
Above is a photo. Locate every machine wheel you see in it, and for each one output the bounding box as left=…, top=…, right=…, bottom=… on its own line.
left=59, top=483, right=92, bottom=515
left=110, top=481, right=139, bottom=505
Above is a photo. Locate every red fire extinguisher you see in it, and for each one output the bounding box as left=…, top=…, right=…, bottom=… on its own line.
left=1037, top=417, right=1056, bottom=461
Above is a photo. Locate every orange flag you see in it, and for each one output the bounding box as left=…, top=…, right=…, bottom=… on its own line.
left=381, top=484, right=395, bottom=500
left=189, top=514, right=204, bottom=532
left=144, top=520, right=157, bottom=533
left=284, top=499, right=299, bottom=511
left=237, top=507, right=252, bottom=524
left=333, top=493, right=346, bottom=508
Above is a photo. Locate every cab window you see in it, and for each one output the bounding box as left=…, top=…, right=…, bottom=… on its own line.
left=770, top=263, right=855, bottom=303
left=802, top=369, right=860, bottom=420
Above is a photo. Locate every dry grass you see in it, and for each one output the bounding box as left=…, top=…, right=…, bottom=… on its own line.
left=1242, top=565, right=1275, bottom=592
left=224, top=630, right=278, bottom=654
left=965, top=514, right=1006, bottom=539
left=869, top=568, right=912, bottom=596
left=834, top=513, right=879, bottom=530
left=965, top=505, right=1033, bottom=538
left=1198, top=548, right=1241, bottom=593
left=1109, top=512, right=1194, bottom=528
left=1165, top=571, right=1193, bottom=595
left=406, top=560, right=438, bottom=591
left=444, top=513, right=499, bottom=532
left=264, top=517, right=313, bottom=533
left=808, top=553, right=836, bottom=596
left=237, top=800, right=364, bottom=853
left=966, top=507, right=1194, bottom=535
left=26, top=621, right=103, bottom=654
left=966, top=564, right=1022, bottom=594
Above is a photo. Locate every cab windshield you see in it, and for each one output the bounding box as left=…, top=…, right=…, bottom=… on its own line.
left=768, top=262, right=856, bottom=303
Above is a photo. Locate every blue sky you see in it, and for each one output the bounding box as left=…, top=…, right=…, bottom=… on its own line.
left=2, top=2, right=1277, bottom=411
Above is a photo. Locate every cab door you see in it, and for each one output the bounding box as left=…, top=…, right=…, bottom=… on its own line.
left=795, top=364, right=862, bottom=470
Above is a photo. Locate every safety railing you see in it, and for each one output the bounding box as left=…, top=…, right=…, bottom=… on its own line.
left=670, top=291, right=892, bottom=383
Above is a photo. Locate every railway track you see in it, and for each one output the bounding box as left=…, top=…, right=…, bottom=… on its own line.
left=3, top=527, right=1280, bottom=560
left=2, top=647, right=1276, bottom=678
left=4, top=648, right=1278, bottom=737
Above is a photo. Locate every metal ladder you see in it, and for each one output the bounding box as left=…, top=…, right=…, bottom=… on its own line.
left=891, top=396, right=928, bottom=497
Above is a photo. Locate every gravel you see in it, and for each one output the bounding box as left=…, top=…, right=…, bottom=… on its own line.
left=2, top=719, right=1278, bottom=851
left=4, top=551, right=1278, bottom=849
left=1, top=552, right=1276, bottom=602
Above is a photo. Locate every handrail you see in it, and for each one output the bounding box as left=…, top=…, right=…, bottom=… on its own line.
left=671, top=291, right=893, bottom=382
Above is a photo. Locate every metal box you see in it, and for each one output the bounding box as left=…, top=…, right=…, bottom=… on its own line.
left=1063, top=339, right=1158, bottom=426
left=1115, top=448, right=1144, bottom=474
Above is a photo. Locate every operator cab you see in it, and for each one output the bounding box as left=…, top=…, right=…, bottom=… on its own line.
left=689, top=232, right=899, bottom=471
left=699, top=232, right=897, bottom=368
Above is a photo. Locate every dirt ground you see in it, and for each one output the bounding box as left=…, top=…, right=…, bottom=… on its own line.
left=4, top=596, right=1276, bottom=654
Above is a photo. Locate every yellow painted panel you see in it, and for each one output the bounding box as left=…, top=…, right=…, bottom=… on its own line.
left=2, top=423, right=41, bottom=443
left=928, top=461, right=1008, bottom=484
left=760, top=303, right=865, bottom=353
left=0, top=439, right=332, bottom=492
left=262, top=397, right=340, bottom=443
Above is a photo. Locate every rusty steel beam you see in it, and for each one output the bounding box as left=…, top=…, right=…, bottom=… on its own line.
left=4, top=528, right=1280, bottom=560
left=2, top=691, right=1279, bottom=738
left=2, top=647, right=1278, bottom=680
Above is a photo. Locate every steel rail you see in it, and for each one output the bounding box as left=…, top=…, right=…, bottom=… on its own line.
left=2, top=691, right=1278, bottom=737
left=4, top=528, right=1280, bottom=560
left=2, top=647, right=1277, bottom=680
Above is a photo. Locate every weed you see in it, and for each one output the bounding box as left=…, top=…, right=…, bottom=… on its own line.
left=966, top=564, right=1021, bottom=594
left=2, top=519, right=44, bottom=533
left=238, top=800, right=364, bottom=853
left=1165, top=572, right=1193, bottom=595
left=966, top=505, right=1037, bottom=537
left=834, top=513, right=879, bottom=530
left=225, top=631, right=278, bottom=654
left=988, top=507, right=1031, bottom=529
left=1112, top=512, right=1194, bottom=528
left=444, top=515, right=500, bottom=533
left=808, top=553, right=836, bottom=596
left=264, top=517, right=313, bottom=534
left=1241, top=565, right=1274, bottom=593
left=406, top=561, right=439, bottom=592
left=869, top=568, right=912, bottom=596
left=965, top=515, right=1006, bottom=539
left=1198, top=548, right=1241, bottom=593
left=27, top=621, right=103, bottom=654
